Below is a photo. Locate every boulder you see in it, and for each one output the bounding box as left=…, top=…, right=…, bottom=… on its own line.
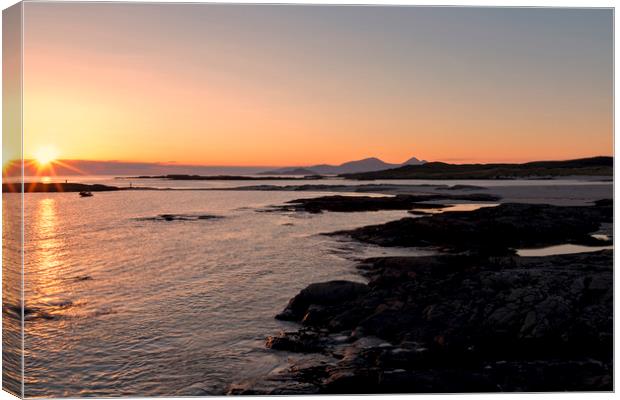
left=276, top=281, right=369, bottom=321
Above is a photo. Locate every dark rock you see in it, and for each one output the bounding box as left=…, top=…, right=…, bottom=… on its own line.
left=275, top=193, right=499, bottom=213
left=593, top=198, right=612, bottom=207
left=259, top=250, right=612, bottom=393
left=276, top=280, right=369, bottom=321
left=334, top=202, right=611, bottom=254
left=408, top=210, right=433, bottom=215
left=377, top=368, right=499, bottom=393
left=136, top=214, right=222, bottom=222
left=321, top=367, right=381, bottom=393
left=251, top=199, right=613, bottom=394
left=266, top=330, right=324, bottom=353
left=4, top=302, right=72, bottom=321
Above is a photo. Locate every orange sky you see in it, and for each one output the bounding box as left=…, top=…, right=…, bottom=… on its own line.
left=16, top=4, right=613, bottom=166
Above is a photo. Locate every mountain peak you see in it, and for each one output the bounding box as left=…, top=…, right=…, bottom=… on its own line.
left=403, top=156, right=426, bottom=165
left=259, top=155, right=426, bottom=175
left=341, top=157, right=386, bottom=166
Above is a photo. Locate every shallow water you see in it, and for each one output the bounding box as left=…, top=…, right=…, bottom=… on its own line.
left=516, top=244, right=614, bottom=257
left=413, top=203, right=499, bottom=214
left=5, top=189, right=429, bottom=397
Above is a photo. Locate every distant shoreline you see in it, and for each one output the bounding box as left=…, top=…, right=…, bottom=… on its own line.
left=342, top=156, right=613, bottom=180
left=3, top=178, right=612, bottom=203
left=2, top=182, right=125, bottom=193
left=116, top=174, right=326, bottom=181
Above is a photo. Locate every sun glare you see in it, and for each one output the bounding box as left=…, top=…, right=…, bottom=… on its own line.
left=34, top=146, right=59, bottom=166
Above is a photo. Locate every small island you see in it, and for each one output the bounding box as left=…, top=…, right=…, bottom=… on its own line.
left=3, top=182, right=124, bottom=193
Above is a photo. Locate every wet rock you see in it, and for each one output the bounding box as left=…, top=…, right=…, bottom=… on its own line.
left=486, top=359, right=612, bottom=391
left=136, top=214, right=222, bottom=222
left=71, top=275, right=92, bottom=282
left=334, top=202, right=612, bottom=254
left=376, top=344, right=433, bottom=369
left=377, top=368, right=499, bottom=393
left=266, top=330, right=324, bottom=353
left=321, top=367, right=381, bottom=393
left=3, top=304, right=65, bottom=321
left=593, top=198, right=612, bottom=207
left=408, top=210, right=433, bottom=215
left=251, top=199, right=613, bottom=394
left=228, top=374, right=320, bottom=395
left=276, top=280, right=369, bottom=321
left=275, top=193, right=499, bottom=213
left=260, top=250, right=611, bottom=393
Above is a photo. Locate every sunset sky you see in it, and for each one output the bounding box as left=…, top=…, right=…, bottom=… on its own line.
left=19, top=4, right=613, bottom=166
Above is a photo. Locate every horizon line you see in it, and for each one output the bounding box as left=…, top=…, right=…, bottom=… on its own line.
left=7, top=154, right=613, bottom=168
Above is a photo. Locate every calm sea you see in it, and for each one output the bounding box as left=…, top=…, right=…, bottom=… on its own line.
left=2, top=176, right=612, bottom=396
left=3, top=177, right=433, bottom=397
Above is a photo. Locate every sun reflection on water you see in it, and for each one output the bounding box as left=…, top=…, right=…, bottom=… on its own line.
left=27, top=198, right=73, bottom=320
left=35, top=198, right=60, bottom=258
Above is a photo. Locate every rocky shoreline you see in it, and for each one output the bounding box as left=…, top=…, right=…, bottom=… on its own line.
left=271, top=193, right=500, bottom=213
left=332, top=200, right=612, bottom=254
left=230, top=197, right=613, bottom=394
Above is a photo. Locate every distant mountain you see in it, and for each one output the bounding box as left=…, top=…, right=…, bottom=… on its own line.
left=257, top=167, right=318, bottom=176
left=8, top=156, right=428, bottom=177
left=403, top=156, right=425, bottom=165
left=342, top=156, right=613, bottom=180
left=313, top=157, right=395, bottom=174
left=259, top=156, right=427, bottom=175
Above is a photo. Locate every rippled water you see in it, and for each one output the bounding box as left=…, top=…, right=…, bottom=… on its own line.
left=3, top=176, right=612, bottom=397
left=2, top=191, right=23, bottom=396
left=5, top=189, right=428, bottom=397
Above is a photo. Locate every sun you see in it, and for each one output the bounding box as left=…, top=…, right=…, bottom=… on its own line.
left=34, top=146, right=59, bottom=166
